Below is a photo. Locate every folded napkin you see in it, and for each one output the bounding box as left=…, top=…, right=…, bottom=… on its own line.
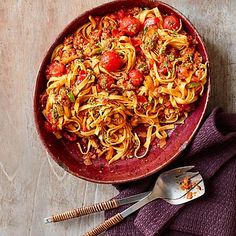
left=105, top=108, right=236, bottom=236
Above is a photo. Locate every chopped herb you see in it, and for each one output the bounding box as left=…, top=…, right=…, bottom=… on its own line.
left=163, top=61, right=168, bottom=67
left=138, top=64, right=144, bottom=69
left=168, top=54, right=175, bottom=62
left=173, top=30, right=178, bottom=35
left=187, top=82, right=200, bottom=88
left=67, top=91, right=75, bottom=102
left=144, top=27, right=148, bottom=33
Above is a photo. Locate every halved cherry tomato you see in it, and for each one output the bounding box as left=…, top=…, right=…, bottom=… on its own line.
left=100, top=51, right=123, bottom=72
left=158, top=67, right=168, bottom=75
left=137, top=95, right=147, bottom=105
left=120, top=16, right=141, bottom=36
left=77, top=70, right=87, bottom=84
left=144, top=17, right=160, bottom=28
left=98, top=74, right=115, bottom=91
left=163, top=15, right=180, bottom=30
left=46, top=61, right=66, bottom=79
left=63, top=131, right=77, bottom=142
left=129, top=69, right=143, bottom=87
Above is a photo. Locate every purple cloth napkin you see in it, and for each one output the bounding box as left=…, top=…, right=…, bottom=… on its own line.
left=105, top=108, right=236, bottom=236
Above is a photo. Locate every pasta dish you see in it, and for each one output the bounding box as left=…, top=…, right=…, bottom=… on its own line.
left=40, top=7, right=207, bottom=165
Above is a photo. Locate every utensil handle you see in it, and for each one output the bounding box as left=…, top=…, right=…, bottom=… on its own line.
left=84, top=213, right=123, bottom=236
left=46, top=199, right=118, bottom=223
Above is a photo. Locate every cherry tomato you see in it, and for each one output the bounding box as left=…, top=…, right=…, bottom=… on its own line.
left=77, top=70, right=87, bottom=83
left=120, top=16, right=141, bottom=36
left=100, top=51, right=123, bottom=72
left=63, top=131, right=77, bottom=142
left=163, top=15, right=180, bottom=30
left=158, top=67, right=168, bottom=75
left=98, top=74, right=115, bottom=91
left=137, top=95, right=147, bottom=105
left=144, top=17, right=160, bottom=28
left=129, top=69, right=143, bottom=87
left=46, top=61, right=66, bottom=79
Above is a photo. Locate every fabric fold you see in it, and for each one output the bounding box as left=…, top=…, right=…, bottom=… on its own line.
left=105, top=108, right=236, bottom=236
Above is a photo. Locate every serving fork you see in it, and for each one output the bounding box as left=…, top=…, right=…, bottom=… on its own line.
left=44, top=166, right=205, bottom=236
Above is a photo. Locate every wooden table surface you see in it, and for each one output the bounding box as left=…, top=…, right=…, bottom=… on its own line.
left=1, top=0, right=235, bottom=235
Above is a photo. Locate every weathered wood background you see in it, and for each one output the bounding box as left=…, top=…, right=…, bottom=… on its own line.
left=0, top=0, right=235, bottom=235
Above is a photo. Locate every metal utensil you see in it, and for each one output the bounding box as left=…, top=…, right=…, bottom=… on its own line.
left=84, top=166, right=205, bottom=236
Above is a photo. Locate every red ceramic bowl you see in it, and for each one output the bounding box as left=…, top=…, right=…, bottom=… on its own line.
left=34, top=0, right=210, bottom=184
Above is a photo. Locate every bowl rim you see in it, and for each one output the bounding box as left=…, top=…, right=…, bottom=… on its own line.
left=34, top=0, right=210, bottom=184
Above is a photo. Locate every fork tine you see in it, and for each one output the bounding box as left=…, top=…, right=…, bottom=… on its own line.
left=185, top=171, right=200, bottom=180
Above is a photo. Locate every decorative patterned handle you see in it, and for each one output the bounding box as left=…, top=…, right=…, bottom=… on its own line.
left=50, top=199, right=118, bottom=223
left=83, top=213, right=123, bottom=236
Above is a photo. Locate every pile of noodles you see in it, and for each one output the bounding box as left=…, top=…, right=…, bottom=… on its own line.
left=42, top=7, right=207, bottom=164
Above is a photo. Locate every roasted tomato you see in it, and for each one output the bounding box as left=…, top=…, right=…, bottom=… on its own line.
left=98, top=74, right=115, bottom=91
left=129, top=69, right=144, bottom=87
left=163, top=15, right=180, bottom=30
left=144, top=17, right=160, bottom=28
left=120, top=16, right=141, bottom=36
left=100, top=51, right=123, bottom=72
left=46, top=61, right=66, bottom=79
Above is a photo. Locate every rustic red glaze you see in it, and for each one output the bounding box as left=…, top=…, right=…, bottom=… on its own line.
left=34, top=0, right=210, bottom=184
